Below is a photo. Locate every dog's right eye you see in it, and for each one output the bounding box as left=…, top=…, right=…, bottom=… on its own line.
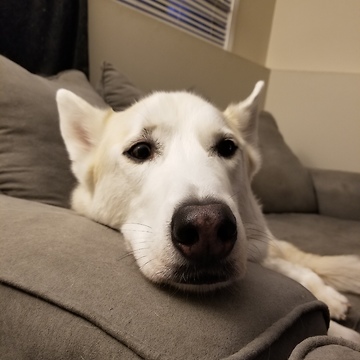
left=126, top=142, right=153, bottom=161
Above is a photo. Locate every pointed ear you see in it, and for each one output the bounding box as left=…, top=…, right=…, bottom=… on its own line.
left=224, top=81, right=265, bottom=146
left=56, top=89, right=110, bottom=164
left=224, top=81, right=265, bottom=178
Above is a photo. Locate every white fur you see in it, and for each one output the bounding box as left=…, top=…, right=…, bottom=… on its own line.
left=57, top=82, right=360, bottom=342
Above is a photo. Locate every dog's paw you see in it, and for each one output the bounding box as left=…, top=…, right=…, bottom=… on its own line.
left=317, top=285, right=350, bottom=320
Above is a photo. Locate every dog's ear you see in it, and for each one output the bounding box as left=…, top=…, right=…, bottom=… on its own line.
left=224, top=81, right=265, bottom=177
left=56, top=89, right=110, bottom=164
left=57, top=89, right=113, bottom=183
left=224, top=81, right=264, bottom=146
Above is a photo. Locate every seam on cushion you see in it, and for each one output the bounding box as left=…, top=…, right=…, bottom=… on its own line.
left=307, top=169, right=320, bottom=215
left=96, top=62, right=106, bottom=100
left=98, top=62, right=112, bottom=105
left=222, top=300, right=329, bottom=360
left=0, top=280, right=164, bottom=360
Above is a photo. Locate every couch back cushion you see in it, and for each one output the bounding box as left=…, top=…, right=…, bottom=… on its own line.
left=252, top=112, right=318, bottom=213
left=0, top=55, right=106, bottom=208
left=96, top=62, right=144, bottom=111
left=0, top=57, right=317, bottom=213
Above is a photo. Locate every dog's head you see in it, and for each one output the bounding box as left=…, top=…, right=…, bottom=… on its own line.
left=57, top=82, right=269, bottom=291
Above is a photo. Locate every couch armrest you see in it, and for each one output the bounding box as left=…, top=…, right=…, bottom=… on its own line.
left=310, top=169, right=360, bottom=221
left=289, top=335, right=360, bottom=360
left=0, top=194, right=329, bottom=359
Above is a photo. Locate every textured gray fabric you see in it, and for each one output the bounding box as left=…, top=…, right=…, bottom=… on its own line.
left=0, top=55, right=106, bottom=208
left=223, top=308, right=328, bottom=360
left=97, top=61, right=144, bottom=111
left=289, top=336, right=360, bottom=360
left=252, top=112, right=318, bottom=214
left=311, top=169, right=360, bottom=221
left=0, top=194, right=328, bottom=360
left=266, top=213, right=360, bottom=332
left=266, top=213, right=360, bottom=256
left=0, top=284, right=141, bottom=360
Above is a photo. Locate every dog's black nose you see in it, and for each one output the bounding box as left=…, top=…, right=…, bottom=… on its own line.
left=171, top=202, right=237, bottom=264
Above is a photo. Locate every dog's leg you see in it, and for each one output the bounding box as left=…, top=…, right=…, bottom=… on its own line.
left=262, top=257, right=350, bottom=320
left=328, top=320, right=360, bottom=344
left=268, top=239, right=360, bottom=295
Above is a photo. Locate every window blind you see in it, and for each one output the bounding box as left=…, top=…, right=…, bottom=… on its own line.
left=116, top=0, right=236, bottom=48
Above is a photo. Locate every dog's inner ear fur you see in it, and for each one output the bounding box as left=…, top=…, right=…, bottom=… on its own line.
left=224, top=81, right=264, bottom=146
left=56, top=89, right=111, bottom=164
left=223, top=81, right=264, bottom=177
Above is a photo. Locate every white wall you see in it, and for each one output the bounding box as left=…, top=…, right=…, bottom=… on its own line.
left=266, top=0, right=360, bottom=73
left=88, top=0, right=360, bottom=172
left=266, top=71, right=360, bottom=172
left=232, top=0, right=276, bottom=66
left=264, top=0, right=360, bottom=172
left=88, top=0, right=269, bottom=110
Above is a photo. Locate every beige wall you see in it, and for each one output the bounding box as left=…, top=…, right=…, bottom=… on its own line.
left=264, top=0, right=360, bottom=172
left=88, top=0, right=269, bottom=110
left=266, top=0, right=360, bottom=73
left=265, top=71, right=360, bottom=172
left=232, top=0, right=276, bottom=66
left=88, top=0, right=359, bottom=172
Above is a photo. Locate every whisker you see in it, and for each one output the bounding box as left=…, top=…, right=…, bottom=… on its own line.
left=246, top=230, right=273, bottom=241
left=228, top=190, right=241, bottom=200
left=121, top=229, right=153, bottom=234
left=247, top=241, right=267, bottom=260
left=118, top=244, right=151, bottom=261
left=139, top=258, right=155, bottom=271
left=118, top=252, right=134, bottom=261
left=122, top=222, right=153, bottom=229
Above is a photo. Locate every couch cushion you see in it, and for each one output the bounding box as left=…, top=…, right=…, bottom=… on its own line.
left=96, top=61, right=144, bottom=111
left=0, top=55, right=106, bottom=208
left=0, top=194, right=328, bottom=360
left=252, top=112, right=318, bottom=213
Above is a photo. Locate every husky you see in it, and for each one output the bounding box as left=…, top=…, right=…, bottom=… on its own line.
left=57, top=82, right=360, bottom=342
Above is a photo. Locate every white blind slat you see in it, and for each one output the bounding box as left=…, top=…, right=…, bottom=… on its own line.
left=116, top=0, right=233, bottom=47
left=159, top=0, right=227, bottom=23
left=141, top=0, right=227, bottom=34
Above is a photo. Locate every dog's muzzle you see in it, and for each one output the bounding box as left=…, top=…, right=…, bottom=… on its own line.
left=170, top=201, right=238, bottom=286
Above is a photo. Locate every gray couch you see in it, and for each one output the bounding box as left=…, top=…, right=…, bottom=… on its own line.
left=1, top=56, right=360, bottom=360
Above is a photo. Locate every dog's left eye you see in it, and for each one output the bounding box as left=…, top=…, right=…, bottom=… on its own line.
left=126, top=142, right=153, bottom=161
left=215, top=139, right=238, bottom=158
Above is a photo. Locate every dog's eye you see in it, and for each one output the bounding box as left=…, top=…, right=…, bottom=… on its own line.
left=216, top=139, right=238, bottom=158
left=126, top=142, right=153, bottom=161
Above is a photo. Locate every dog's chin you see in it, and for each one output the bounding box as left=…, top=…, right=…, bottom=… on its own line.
left=168, top=279, right=236, bottom=293
left=165, top=262, right=241, bottom=293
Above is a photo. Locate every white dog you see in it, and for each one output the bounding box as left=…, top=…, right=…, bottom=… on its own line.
left=57, top=82, right=360, bottom=342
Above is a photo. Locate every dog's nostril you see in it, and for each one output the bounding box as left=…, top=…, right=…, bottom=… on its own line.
left=171, top=202, right=237, bottom=263
left=218, top=218, right=237, bottom=242
left=174, top=223, right=199, bottom=246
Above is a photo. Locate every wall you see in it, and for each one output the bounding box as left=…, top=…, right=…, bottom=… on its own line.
left=232, top=0, right=276, bottom=66
left=266, top=71, right=360, bottom=171
left=264, top=0, right=360, bottom=172
left=88, top=0, right=269, bottom=110
left=266, top=0, right=360, bottom=73
left=88, top=0, right=360, bottom=172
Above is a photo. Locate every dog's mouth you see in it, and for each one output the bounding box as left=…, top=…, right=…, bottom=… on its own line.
left=170, top=261, right=238, bottom=288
